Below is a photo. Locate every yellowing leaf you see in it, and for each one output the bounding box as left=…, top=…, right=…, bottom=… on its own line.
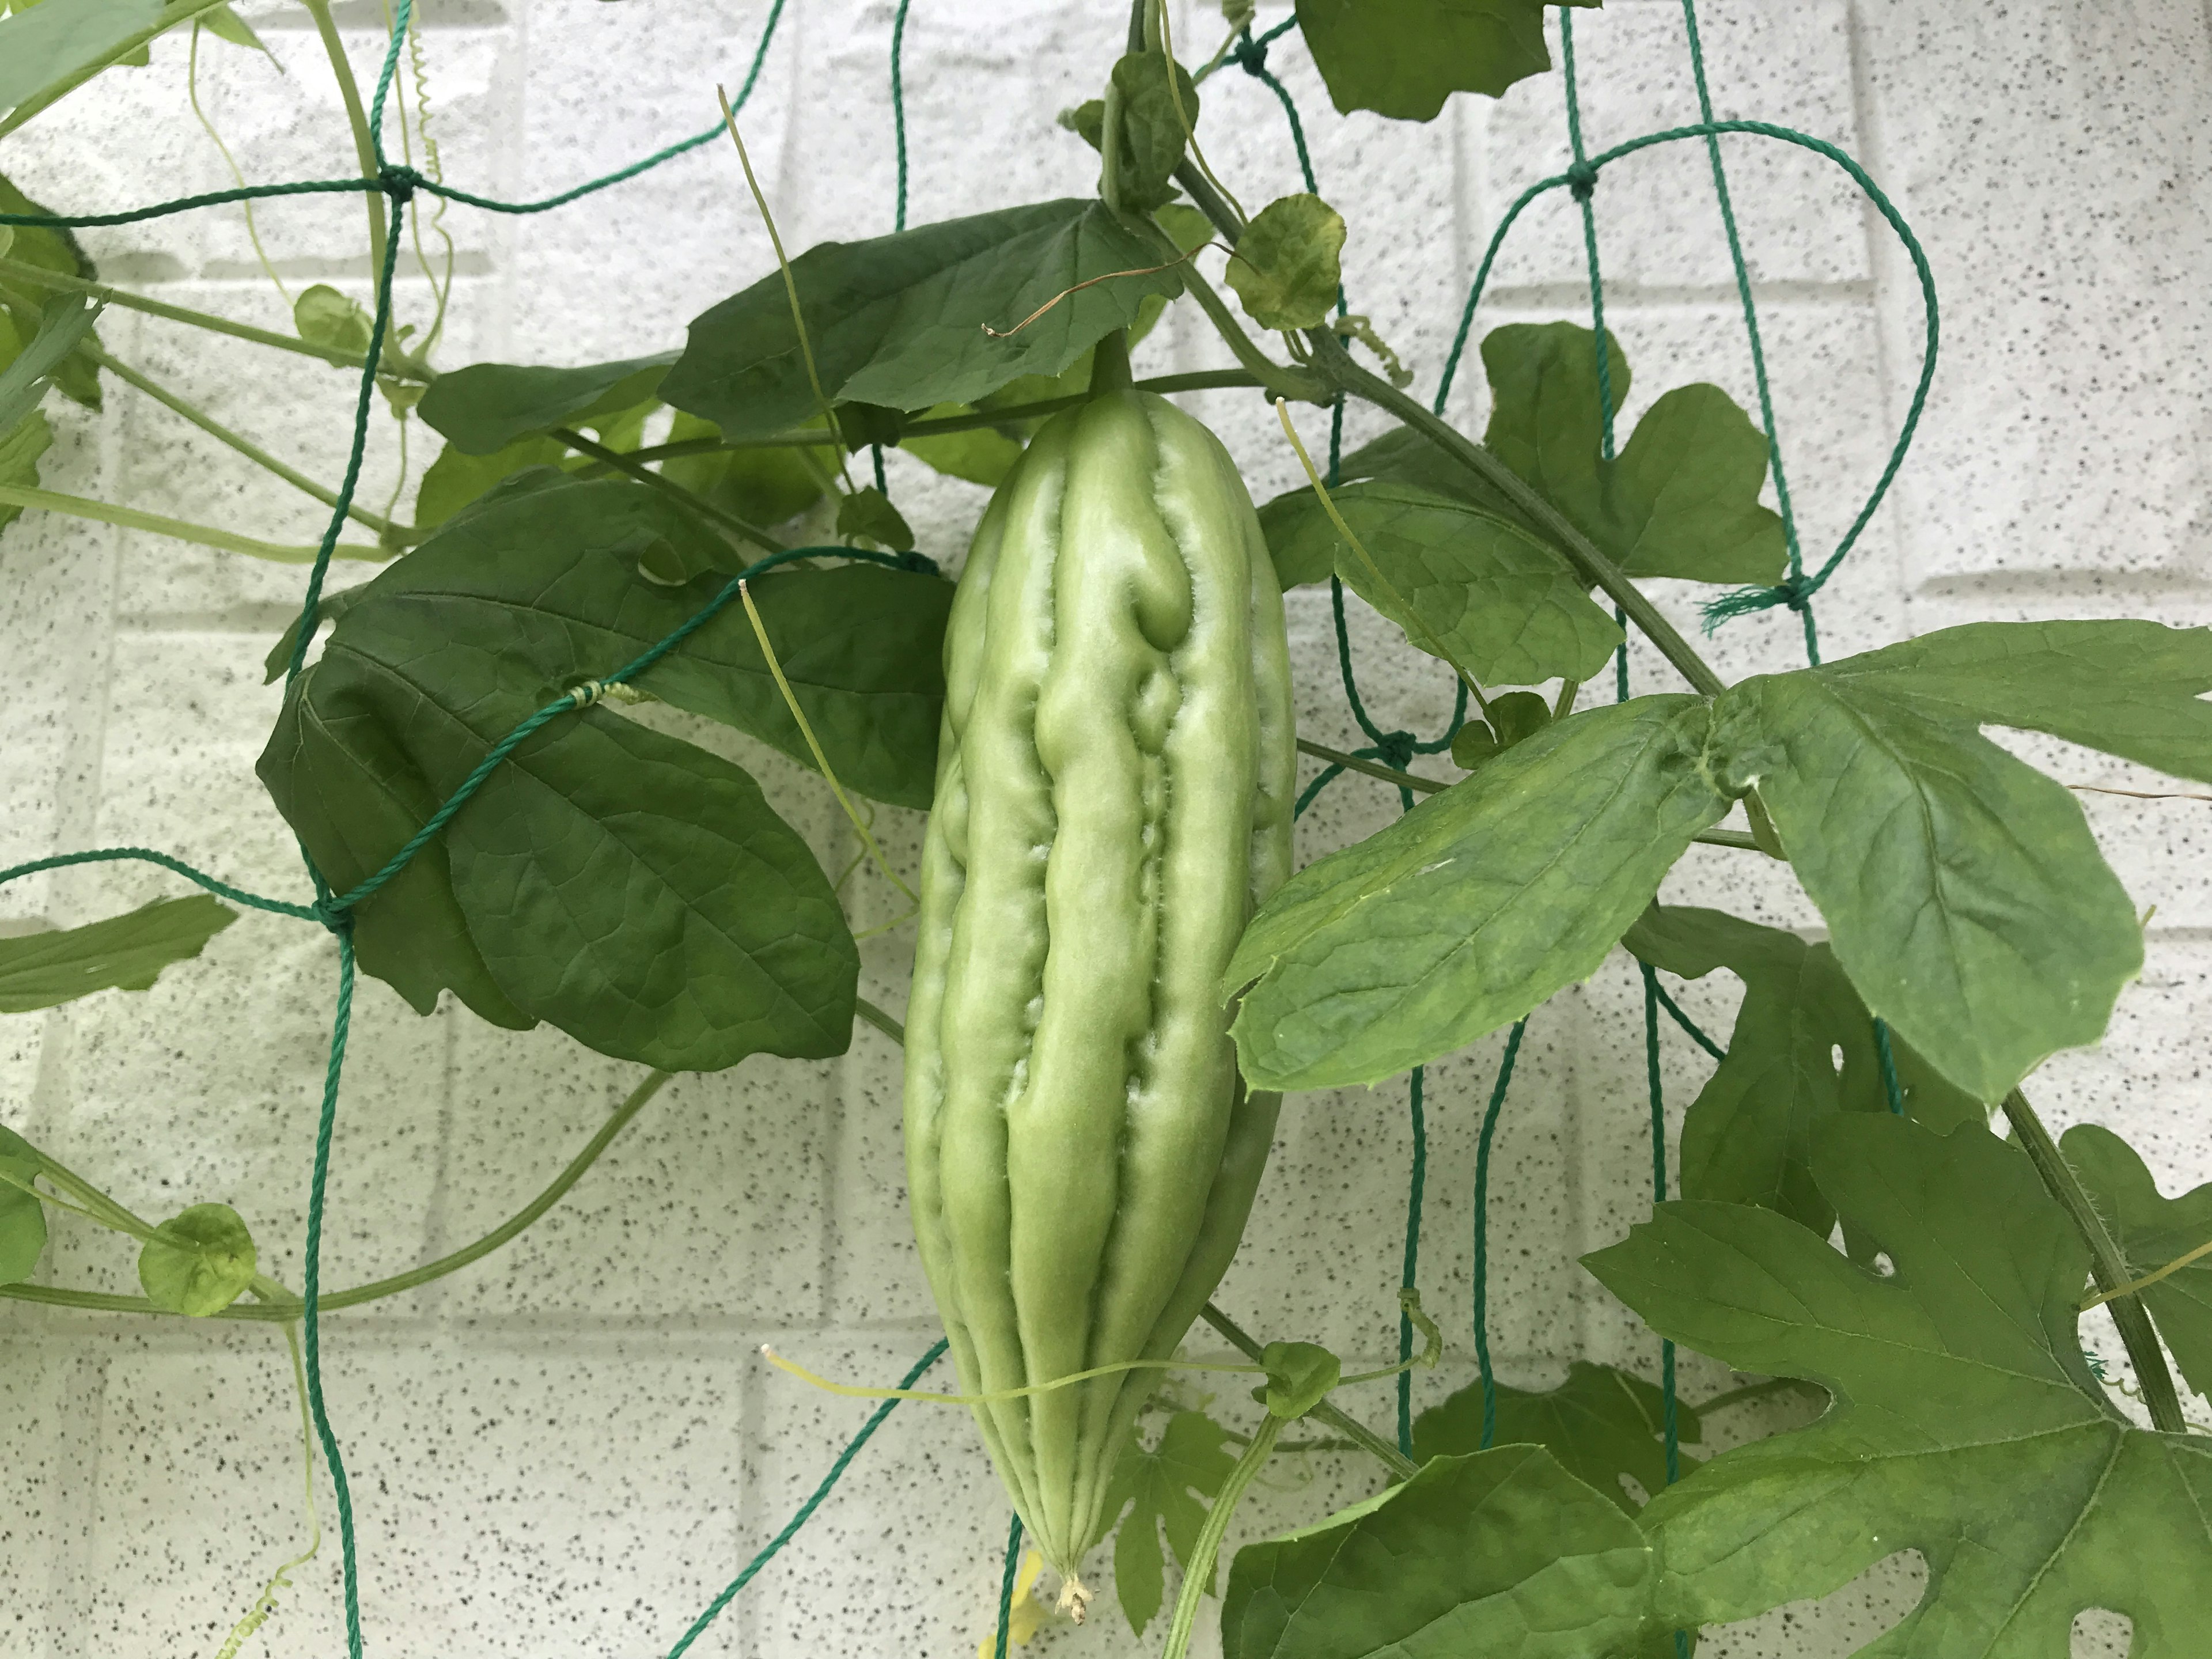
left=976, top=1549, right=1049, bottom=1659
left=1224, top=194, right=1344, bottom=331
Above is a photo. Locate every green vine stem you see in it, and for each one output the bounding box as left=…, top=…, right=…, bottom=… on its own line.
left=86, top=344, right=409, bottom=543
left=1199, top=1302, right=1418, bottom=1480
left=854, top=997, right=906, bottom=1044
left=0, top=483, right=388, bottom=564
left=2000, top=1089, right=2188, bottom=1434
left=300, top=0, right=391, bottom=288
left=0, top=259, right=434, bottom=380
left=1160, top=1412, right=1283, bottom=1659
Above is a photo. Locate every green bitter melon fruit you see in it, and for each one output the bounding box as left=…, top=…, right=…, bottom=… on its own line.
left=904, top=388, right=1296, bottom=1611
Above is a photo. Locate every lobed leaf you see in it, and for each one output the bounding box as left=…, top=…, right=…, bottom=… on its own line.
left=0, top=894, right=236, bottom=1013
left=2062, top=1124, right=2212, bottom=1401
left=1294, top=0, right=1600, bottom=120
left=1221, top=1444, right=1655, bottom=1658
left=1105, top=1408, right=1241, bottom=1635
left=1226, top=696, right=1732, bottom=1091
left=1586, top=1114, right=2212, bottom=1655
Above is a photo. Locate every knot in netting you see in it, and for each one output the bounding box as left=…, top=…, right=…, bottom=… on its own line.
left=377, top=164, right=425, bottom=204
left=1565, top=159, right=1601, bottom=201
left=1366, top=730, right=1419, bottom=771
left=1230, top=31, right=1270, bottom=76
left=1700, top=571, right=1817, bottom=631
left=310, top=895, right=356, bottom=937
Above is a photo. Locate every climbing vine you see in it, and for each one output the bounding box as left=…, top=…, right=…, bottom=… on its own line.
left=1, top=2, right=2209, bottom=1656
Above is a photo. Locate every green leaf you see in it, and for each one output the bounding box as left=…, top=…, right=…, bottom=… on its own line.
left=1112, top=52, right=1202, bottom=210
left=0, top=895, right=236, bottom=1013
left=1627, top=906, right=1986, bottom=1246
left=834, top=484, right=914, bottom=551
left=660, top=411, right=833, bottom=525
left=1226, top=696, right=1731, bottom=1092
left=0, top=173, right=101, bottom=408
left=1801, top=619, right=2212, bottom=787
left=1222, top=1444, right=1654, bottom=1658
left=0, top=409, right=52, bottom=537
left=1259, top=1341, right=1342, bottom=1420
left=1412, top=1361, right=1704, bottom=1513
left=198, top=2, right=267, bottom=54
left=1448, top=722, right=1499, bottom=770
left=262, top=584, right=368, bottom=684
left=417, top=352, right=676, bottom=455
left=663, top=200, right=1183, bottom=441
left=1710, top=663, right=2143, bottom=1104
left=0, top=0, right=161, bottom=118
left=0, top=292, right=96, bottom=431
left=1222, top=194, right=1344, bottom=332
left=292, top=283, right=373, bottom=358
left=0, top=1122, right=46, bottom=1286
left=1294, top=0, right=1600, bottom=120
left=136, top=1201, right=256, bottom=1316
left=2061, top=1124, right=2212, bottom=1400
left=1106, top=1409, right=1241, bottom=1636
left=897, top=403, right=1024, bottom=488
left=1264, top=482, right=1622, bottom=685
left=414, top=433, right=570, bottom=531
left=1585, top=1114, right=2212, bottom=1653
left=1483, top=323, right=1786, bottom=585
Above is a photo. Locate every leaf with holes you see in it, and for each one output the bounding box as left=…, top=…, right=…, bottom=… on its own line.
left=1222, top=1444, right=1656, bottom=1658
left=1294, top=0, right=1600, bottom=120
left=1225, top=696, right=1732, bottom=1091
left=0, top=1122, right=46, bottom=1285
left=1259, top=479, right=1621, bottom=684
left=1586, top=1114, right=2212, bottom=1654
left=663, top=200, right=1183, bottom=440
left=1709, top=659, right=2144, bottom=1104
left=1104, top=1409, right=1241, bottom=1636
left=1223, top=195, right=1344, bottom=332
left=1483, top=321, right=1786, bottom=586
left=137, top=1202, right=257, bottom=1316
left=418, top=352, right=677, bottom=454
left=2062, top=1124, right=2212, bottom=1401
left=0, top=895, right=236, bottom=1013
left=1411, top=1361, right=1704, bottom=1513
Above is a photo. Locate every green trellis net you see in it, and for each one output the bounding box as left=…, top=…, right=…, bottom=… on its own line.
left=0, top=2, right=1941, bottom=1654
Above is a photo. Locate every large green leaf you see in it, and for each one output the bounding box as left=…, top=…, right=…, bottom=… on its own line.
left=0, top=895, right=235, bottom=1013
left=1294, top=0, right=1599, bottom=120
left=1710, top=666, right=2142, bottom=1104
left=137, top=1202, right=256, bottom=1316
left=1260, top=479, right=1621, bottom=685
left=662, top=200, right=1182, bottom=441
left=1225, top=695, right=1732, bottom=1091
left=1104, top=1409, right=1240, bottom=1637
left=0, top=0, right=161, bottom=117
left=1483, top=322, right=1785, bottom=585
left=1586, top=1115, right=2212, bottom=1655
left=0, top=1122, right=46, bottom=1285
left=2062, top=1124, right=2212, bottom=1401
left=0, top=172, right=102, bottom=409
left=1221, top=1444, right=1655, bottom=1658
left=1625, top=906, right=1982, bottom=1240
left=1411, top=1361, right=1703, bottom=1513
left=1806, top=619, right=2212, bottom=787
left=416, top=353, right=676, bottom=454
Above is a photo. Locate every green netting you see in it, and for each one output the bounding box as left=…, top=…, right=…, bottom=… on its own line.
left=0, top=2, right=1939, bottom=1653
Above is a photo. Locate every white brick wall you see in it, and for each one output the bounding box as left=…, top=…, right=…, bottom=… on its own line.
left=2, top=2, right=2207, bottom=1654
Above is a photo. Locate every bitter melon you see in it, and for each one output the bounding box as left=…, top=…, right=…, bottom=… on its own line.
left=903, top=388, right=1296, bottom=1604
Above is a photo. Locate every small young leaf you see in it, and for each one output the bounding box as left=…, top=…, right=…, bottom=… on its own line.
left=1448, top=721, right=1498, bottom=771
left=1111, top=52, right=1202, bottom=210
left=137, top=1202, right=256, bottom=1316
left=417, top=353, right=676, bottom=454
left=2062, top=1124, right=2212, bottom=1399
left=1711, top=664, right=2143, bottom=1104
left=1226, top=696, right=1732, bottom=1091
left=1223, top=194, right=1344, bottom=331
left=0, top=1122, right=47, bottom=1286
left=1486, top=690, right=1548, bottom=746
left=1294, top=0, right=1599, bottom=120
left=1483, top=322, right=1786, bottom=586
left=1261, top=480, right=1621, bottom=684
left=0, top=895, right=236, bottom=1013
left=1259, top=1341, right=1341, bottom=1420
left=1412, top=1361, right=1705, bottom=1513
left=1586, top=1114, right=2212, bottom=1647
left=1222, top=1445, right=1655, bottom=1659
left=1105, top=1409, right=1241, bottom=1635
left=292, top=284, right=373, bottom=358
left=835, top=484, right=915, bottom=551
left=665, top=200, right=1184, bottom=440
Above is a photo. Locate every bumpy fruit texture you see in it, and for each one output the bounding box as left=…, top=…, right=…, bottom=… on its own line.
left=904, top=390, right=1297, bottom=1578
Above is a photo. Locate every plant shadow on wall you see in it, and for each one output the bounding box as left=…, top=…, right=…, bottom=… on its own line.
left=1, top=0, right=2210, bottom=1656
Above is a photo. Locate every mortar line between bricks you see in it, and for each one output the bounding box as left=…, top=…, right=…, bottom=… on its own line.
left=1479, top=276, right=1876, bottom=309
left=1915, top=570, right=2212, bottom=601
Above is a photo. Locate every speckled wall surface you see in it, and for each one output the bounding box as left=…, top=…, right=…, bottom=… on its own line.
left=1, top=2, right=2206, bottom=1654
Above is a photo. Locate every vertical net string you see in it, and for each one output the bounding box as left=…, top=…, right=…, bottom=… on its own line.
left=1469, top=1019, right=1528, bottom=1449
left=992, top=1513, right=1025, bottom=1659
